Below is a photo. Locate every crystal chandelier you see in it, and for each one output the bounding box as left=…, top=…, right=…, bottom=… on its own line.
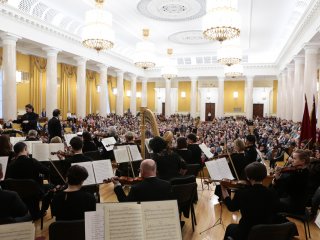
left=217, top=38, right=242, bottom=66
left=161, top=49, right=178, bottom=80
left=134, top=29, right=156, bottom=69
left=224, top=64, right=243, bottom=77
left=0, top=0, right=8, bottom=4
left=202, top=0, right=241, bottom=42
left=82, top=0, right=115, bottom=51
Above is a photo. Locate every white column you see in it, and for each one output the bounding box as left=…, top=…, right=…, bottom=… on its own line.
left=115, top=70, right=124, bottom=116
left=165, top=79, right=171, bottom=117
left=286, top=65, right=294, bottom=120
left=190, top=77, right=197, bottom=118
left=75, top=57, right=87, bottom=118
left=276, top=74, right=282, bottom=118
left=141, top=77, right=147, bottom=107
left=129, top=74, right=137, bottom=115
left=44, top=48, right=59, bottom=119
left=281, top=71, right=287, bottom=119
left=217, top=76, right=224, bottom=118
left=245, top=76, right=254, bottom=119
left=1, top=33, right=18, bottom=121
left=98, top=64, right=108, bottom=117
left=303, top=44, right=318, bottom=111
left=292, top=56, right=304, bottom=122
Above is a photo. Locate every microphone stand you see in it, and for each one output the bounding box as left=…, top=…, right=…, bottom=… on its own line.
left=200, top=199, right=224, bottom=234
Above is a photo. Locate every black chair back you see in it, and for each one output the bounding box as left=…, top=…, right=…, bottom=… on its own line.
left=170, top=175, right=196, bottom=185
left=185, top=164, right=201, bottom=177
left=49, top=220, right=85, bottom=240
left=248, top=222, right=297, bottom=240
left=84, top=151, right=103, bottom=160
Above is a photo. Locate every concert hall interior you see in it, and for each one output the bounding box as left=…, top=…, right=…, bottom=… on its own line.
left=1, top=0, right=320, bottom=239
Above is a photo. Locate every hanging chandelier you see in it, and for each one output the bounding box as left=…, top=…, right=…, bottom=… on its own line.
left=134, top=29, right=156, bottom=69
left=161, top=49, right=178, bottom=80
left=217, top=38, right=242, bottom=66
left=0, top=0, right=8, bottom=4
left=202, top=0, right=241, bottom=42
left=224, top=64, right=243, bottom=77
left=81, top=0, right=115, bottom=51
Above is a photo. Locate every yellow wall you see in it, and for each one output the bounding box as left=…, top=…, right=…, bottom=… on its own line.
left=16, top=53, right=31, bottom=111
left=123, top=80, right=131, bottom=112
left=273, top=80, right=278, bottom=114
left=136, top=82, right=142, bottom=110
left=224, top=80, right=245, bottom=112
left=147, top=82, right=155, bottom=111
left=178, top=81, right=191, bottom=112
left=108, top=76, right=117, bottom=113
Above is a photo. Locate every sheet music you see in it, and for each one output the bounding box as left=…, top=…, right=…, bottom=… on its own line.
left=104, top=203, right=144, bottom=240
left=199, top=143, right=214, bottom=159
left=0, top=222, right=35, bottom=240
left=23, top=141, right=42, bottom=155
left=128, top=145, right=142, bottom=161
left=102, top=137, right=117, bottom=151
left=49, top=143, right=65, bottom=160
left=141, top=201, right=182, bottom=240
left=205, top=157, right=234, bottom=182
left=9, top=137, right=25, bottom=146
left=64, top=134, right=77, bottom=147
left=85, top=210, right=105, bottom=240
left=92, top=160, right=114, bottom=184
left=145, top=138, right=153, bottom=153
left=71, top=161, right=96, bottom=186
left=113, top=148, right=130, bottom=163
left=32, top=143, right=50, bottom=161
left=315, top=212, right=320, bottom=229
left=0, top=157, right=8, bottom=181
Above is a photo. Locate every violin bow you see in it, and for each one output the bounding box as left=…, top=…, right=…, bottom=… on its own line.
left=48, top=158, right=67, bottom=184
left=227, top=147, right=240, bottom=181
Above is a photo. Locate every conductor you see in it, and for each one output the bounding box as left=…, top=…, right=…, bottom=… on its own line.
left=14, top=104, right=39, bottom=133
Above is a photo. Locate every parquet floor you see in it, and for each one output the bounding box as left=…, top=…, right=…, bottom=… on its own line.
left=35, top=179, right=320, bottom=240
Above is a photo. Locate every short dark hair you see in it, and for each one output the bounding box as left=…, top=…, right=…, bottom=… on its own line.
left=70, top=136, right=83, bottom=151
left=187, top=133, right=197, bottom=143
left=149, top=136, right=167, bottom=153
left=246, top=135, right=256, bottom=144
left=13, top=142, right=27, bottom=154
left=66, top=165, right=88, bottom=185
left=25, top=104, right=34, bottom=111
left=82, top=131, right=92, bottom=141
left=245, top=162, right=267, bottom=181
left=176, top=137, right=188, bottom=149
left=52, top=109, right=61, bottom=117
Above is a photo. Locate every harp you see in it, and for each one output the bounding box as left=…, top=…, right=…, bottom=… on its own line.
left=140, top=107, right=160, bottom=159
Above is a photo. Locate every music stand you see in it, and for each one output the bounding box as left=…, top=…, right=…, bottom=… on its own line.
left=200, top=200, right=224, bottom=234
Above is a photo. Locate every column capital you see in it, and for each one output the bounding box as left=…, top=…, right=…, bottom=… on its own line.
left=115, top=69, right=124, bottom=77
left=304, top=43, right=319, bottom=54
left=139, top=76, right=147, bottom=83
left=0, top=33, right=19, bottom=45
left=287, top=64, right=295, bottom=72
left=43, top=47, right=60, bottom=56
left=190, top=77, right=198, bottom=82
left=73, top=57, right=87, bottom=66
left=246, top=76, right=254, bottom=82
left=97, top=64, right=109, bottom=72
left=217, top=76, right=224, bottom=82
left=127, top=73, right=137, bottom=80
left=293, top=55, right=305, bottom=64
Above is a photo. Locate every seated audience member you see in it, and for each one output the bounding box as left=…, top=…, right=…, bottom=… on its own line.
left=82, top=131, right=98, bottom=153
left=149, top=136, right=186, bottom=180
left=0, top=163, right=29, bottom=223
left=25, top=129, right=40, bottom=141
left=174, top=137, right=193, bottom=164
left=244, top=135, right=257, bottom=164
left=0, top=135, right=15, bottom=165
left=50, top=136, right=62, bottom=143
left=51, top=165, right=96, bottom=221
left=112, top=159, right=173, bottom=202
left=222, top=162, right=279, bottom=240
left=272, top=149, right=310, bottom=214
left=186, top=133, right=202, bottom=165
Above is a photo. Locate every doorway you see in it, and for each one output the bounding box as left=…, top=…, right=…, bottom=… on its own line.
left=162, top=102, right=165, bottom=116
left=205, top=103, right=215, bottom=121
left=253, top=104, right=264, bottom=118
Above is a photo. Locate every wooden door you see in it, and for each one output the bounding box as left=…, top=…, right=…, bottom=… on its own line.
left=162, top=102, right=165, bottom=116
left=205, top=103, right=215, bottom=121
left=253, top=104, right=264, bottom=118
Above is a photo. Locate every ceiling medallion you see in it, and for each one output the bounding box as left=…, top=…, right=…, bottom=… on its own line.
left=169, top=30, right=212, bottom=45
left=137, top=0, right=205, bottom=21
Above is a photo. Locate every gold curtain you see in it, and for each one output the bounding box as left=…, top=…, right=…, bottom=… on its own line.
left=30, top=56, right=47, bottom=114
left=60, top=64, right=76, bottom=119
left=86, top=70, right=96, bottom=115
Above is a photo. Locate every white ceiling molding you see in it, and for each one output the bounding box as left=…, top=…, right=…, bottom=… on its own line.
left=168, top=30, right=211, bottom=45
left=137, top=0, right=205, bottom=21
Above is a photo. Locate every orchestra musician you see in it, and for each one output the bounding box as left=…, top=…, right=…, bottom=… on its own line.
left=244, top=135, right=257, bottom=164
left=13, top=104, right=39, bottom=133
left=48, top=109, right=62, bottom=142
left=221, top=162, right=280, bottom=240
left=112, top=159, right=173, bottom=202
left=187, top=133, right=202, bottom=166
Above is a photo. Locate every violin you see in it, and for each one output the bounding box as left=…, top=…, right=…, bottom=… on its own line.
left=51, top=150, right=74, bottom=158
left=204, top=179, right=250, bottom=190
left=103, top=176, right=143, bottom=185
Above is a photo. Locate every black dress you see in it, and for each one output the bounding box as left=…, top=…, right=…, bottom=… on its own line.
left=175, top=149, right=193, bottom=164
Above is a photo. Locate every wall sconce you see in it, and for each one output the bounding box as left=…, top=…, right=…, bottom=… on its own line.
left=126, top=90, right=131, bottom=97
left=96, top=85, right=101, bottom=93
left=181, top=91, right=186, bottom=98
left=262, top=90, right=267, bottom=100
left=136, top=92, right=141, bottom=98
left=233, top=91, right=239, bottom=99
left=206, top=92, right=212, bottom=99
left=112, top=88, right=118, bottom=95
left=16, top=71, right=22, bottom=84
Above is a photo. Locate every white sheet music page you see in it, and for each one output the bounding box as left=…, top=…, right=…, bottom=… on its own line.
left=145, top=138, right=153, bottom=153
left=101, top=137, right=117, bottom=151
left=71, top=161, right=96, bottom=185
left=9, top=137, right=25, bottom=146
left=217, top=157, right=234, bottom=180
left=113, top=148, right=130, bottom=163
left=64, top=134, right=77, bottom=147
left=315, top=212, right=320, bottom=229
left=0, top=157, right=8, bottom=181
left=0, top=222, right=35, bottom=240
left=142, top=200, right=182, bottom=240
left=32, top=143, right=50, bottom=161
left=49, top=143, right=65, bottom=160
left=23, top=141, right=42, bottom=155
left=199, top=143, right=213, bottom=159
left=85, top=210, right=105, bottom=240
left=128, top=145, right=142, bottom=161
left=92, top=160, right=114, bottom=184
left=205, top=160, right=222, bottom=182
left=104, top=203, right=144, bottom=240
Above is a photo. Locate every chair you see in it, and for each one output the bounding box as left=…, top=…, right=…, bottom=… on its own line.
left=185, top=164, right=201, bottom=177
left=84, top=150, right=103, bottom=160
left=247, top=222, right=297, bottom=240
left=82, top=184, right=100, bottom=203
left=49, top=220, right=85, bottom=240
left=171, top=182, right=197, bottom=231
left=170, top=175, right=198, bottom=202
